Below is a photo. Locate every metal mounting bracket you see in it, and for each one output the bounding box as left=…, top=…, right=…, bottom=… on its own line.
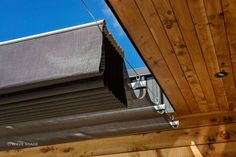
left=130, top=80, right=147, bottom=90
left=153, top=104, right=166, bottom=114
left=169, top=120, right=179, bottom=129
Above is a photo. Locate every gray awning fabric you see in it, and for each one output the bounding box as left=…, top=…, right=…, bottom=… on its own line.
left=0, top=21, right=127, bottom=124
left=0, top=22, right=172, bottom=151
left=0, top=106, right=170, bottom=151
left=0, top=67, right=172, bottom=151
left=0, top=23, right=103, bottom=94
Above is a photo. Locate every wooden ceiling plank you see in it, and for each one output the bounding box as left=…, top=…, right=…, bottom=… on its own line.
left=187, top=0, right=229, bottom=111
left=222, top=0, right=236, bottom=111
left=95, top=149, right=194, bottom=157
left=169, top=0, right=219, bottom=112
left=96, top=142, right=236, bottom=157
left=204, top=0, right=236, bottom=111
left=108, top=0, right=190, bottom=114
left=151, top=0, right=208, bottom=113
left=135, top=0, right=200, bottom=113
left=1, top=122, right=236, bottom=157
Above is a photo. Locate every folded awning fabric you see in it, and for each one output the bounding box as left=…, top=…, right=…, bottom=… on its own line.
left=0, top=20, right=127, bottom=125
left=0, top=22, right=173, bottom=151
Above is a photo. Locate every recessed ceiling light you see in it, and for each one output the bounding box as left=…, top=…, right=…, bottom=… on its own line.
left=215, top=71, right=228, bottom=78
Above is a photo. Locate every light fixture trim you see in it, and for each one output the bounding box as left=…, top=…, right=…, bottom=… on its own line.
left=215, top=71, right=228, bottom=78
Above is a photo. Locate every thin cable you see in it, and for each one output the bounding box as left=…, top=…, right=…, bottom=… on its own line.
left=80, top=0, right=140, bottom=77
left=126, top=57, right=160, bottom=103
left=124, top=58, right=140, bottom=77
left=80, top=0, right=103, bottom=33
left=80, top=0, right=159, bottom=102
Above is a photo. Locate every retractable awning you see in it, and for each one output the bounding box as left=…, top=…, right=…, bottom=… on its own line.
left=0, top=67, right=176, bottom=150
left=0, top=20, right=127, bottom=124
left=0, top=22, right=176, bottom=151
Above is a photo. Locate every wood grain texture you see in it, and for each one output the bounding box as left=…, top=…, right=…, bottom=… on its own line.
left=187, top=0, right=229, bottom=111
left=96, top=142, right=236, bottom=157
left=204, top=0, right=236, bottom=111
left=178, top=110, right=236, bottom=128
left=190, top=145, right=203, bottom=157
left=106, top=0, right=236, bottom=114
left=2, top=143, right=236, bottom=157
left=151, top=0, right=206, bottom=114
left=222, top=0, right=236, bottom=111
left=136, top=0, right=200, bottom=113
left=95, top=150, right=159, bottom=157
left=169, top=0, right=219, bottom=112
left=1, top=122, right=235, bottom=157
left=108, top=0, right=190, bottom=114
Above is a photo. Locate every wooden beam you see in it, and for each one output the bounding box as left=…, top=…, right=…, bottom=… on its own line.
left=96, top=150, right=159, bottom=157
left=1, top=121, right=235, bottom=157
left=96, top=142, right=236, bottom=157
left=178, top=111, right=236, bottom=128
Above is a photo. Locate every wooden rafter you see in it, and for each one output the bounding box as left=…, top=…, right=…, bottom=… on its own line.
left=96, top=142, right=236, bottom=157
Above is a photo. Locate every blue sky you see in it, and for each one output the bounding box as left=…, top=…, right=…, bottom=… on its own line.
left=0, top=0, right=145, bottom=68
